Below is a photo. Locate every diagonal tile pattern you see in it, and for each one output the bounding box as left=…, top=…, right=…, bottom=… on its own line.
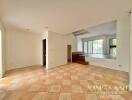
left=0, top=63, right=131, bottom=100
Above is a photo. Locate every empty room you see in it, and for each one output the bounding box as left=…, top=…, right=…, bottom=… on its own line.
left=0, top=0, right=132, bottom=100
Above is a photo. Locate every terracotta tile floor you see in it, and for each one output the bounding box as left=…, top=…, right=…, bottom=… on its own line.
left=0, top=63, right=131, bottom=100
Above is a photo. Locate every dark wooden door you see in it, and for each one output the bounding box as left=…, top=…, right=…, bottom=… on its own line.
left=43, top=39, right=46, bottom=66
left=67, top=45, right=72, bottom=62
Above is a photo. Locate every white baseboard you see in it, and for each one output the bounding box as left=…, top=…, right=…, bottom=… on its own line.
left=86, top=57, right=128, bottom=72
left=90, top=62, right=128, bottom=72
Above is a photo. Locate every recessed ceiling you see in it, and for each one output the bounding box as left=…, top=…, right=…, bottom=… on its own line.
left=76, top=21, right=117, bottom=38
left=86, top=20, right=116, bottom=35
left=0, top=0, right=132, bottom=34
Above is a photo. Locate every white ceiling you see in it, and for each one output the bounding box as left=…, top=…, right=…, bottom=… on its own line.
left=0, top=0, right=132, bottom=34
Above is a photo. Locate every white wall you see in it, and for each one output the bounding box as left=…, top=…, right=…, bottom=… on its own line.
left=47, top=31, right=67, bottom=69
left=6, top=29, right=76, bottom=70
left=0, top=20, right=6, bottom=77
left=116, top=14, right=130, bottom=72
left=65, top=34, right=77, bottom=52
left=7, top=29, right=45, bottom=70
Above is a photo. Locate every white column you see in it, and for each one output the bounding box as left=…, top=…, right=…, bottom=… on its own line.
left=130, top=11, right=132, bottom=91
left=0, top=30, right=2, bottom=78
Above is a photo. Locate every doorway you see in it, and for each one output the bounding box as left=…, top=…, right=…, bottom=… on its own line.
left=43, top=39, right=46, bottom=66
left=67, top=45, right=72, bottom=62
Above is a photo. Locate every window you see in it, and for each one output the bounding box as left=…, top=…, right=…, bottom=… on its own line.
left=84, top=41, right=88, bottom=53
left=93, top=40, right=103, bottom=54
left=83, top=39, right=103, bottom=54
left=109, top=38, right=117, bottom=57
left=88, top=41, right=92, bottom=53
